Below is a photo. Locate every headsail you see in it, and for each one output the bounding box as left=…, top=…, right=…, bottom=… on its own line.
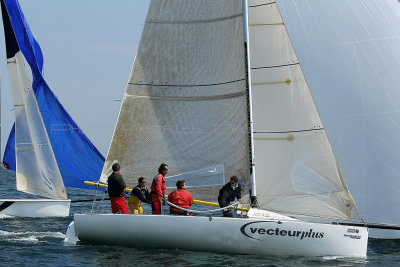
left=100, top=0, right=250, bottom=203
left=1, top=0, right=66, bottom=198
left=1, top=0, right=105, bottom=190
left=247, top=0, right=357, bottom=220
left=278, top=0, right=400, bottom=236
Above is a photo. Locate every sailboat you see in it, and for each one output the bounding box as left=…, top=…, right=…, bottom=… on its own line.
left=65, top=0, right=368, bottom=257
left=0, top=0, right=104, bottom=217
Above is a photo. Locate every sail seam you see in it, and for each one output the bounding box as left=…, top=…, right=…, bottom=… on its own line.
left=254, top=128, right=324, bottom=134
left=146, top=13, right=242, bottom=24
left=125, top=91, right=246, bottom=101
left=249, top=23, right=283, bottom=27
left=129, top=78, right=245, bottom=88
left=251, top=62, right=299, bottom=69
left=249, top=2, right=276, bottom=8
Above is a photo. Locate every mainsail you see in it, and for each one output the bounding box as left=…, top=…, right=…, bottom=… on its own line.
left=278, top=0, right=400, bottom=236
left=101, top=0, right=250, bottom=203
left=1, top=0, right=105, bottom=190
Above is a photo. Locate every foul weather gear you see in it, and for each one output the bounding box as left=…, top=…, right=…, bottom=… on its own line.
left=107, top=172, right=127, bottom=198
left=151, top=174, right=166, bottom=214
left=168, top=189, right=193, bottom=215
left=218, top=182, right=241, bottom=217
left=111, top=196, right=129, bottom=214
left=129, top=185, right=152, bottom=214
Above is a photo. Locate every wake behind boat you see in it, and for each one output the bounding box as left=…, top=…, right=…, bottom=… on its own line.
left=66, top=0, right=369, bottom=257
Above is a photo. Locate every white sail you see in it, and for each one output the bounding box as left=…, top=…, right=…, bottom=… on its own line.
left=277, top=0, right=400, bottom=237
left=101, top=0, right=250, bottom=202
left=7, top=51, right=67, bottom=199
left=66, top=1, right=369, bottom=257
left=247, top=0, right=356, bottom=220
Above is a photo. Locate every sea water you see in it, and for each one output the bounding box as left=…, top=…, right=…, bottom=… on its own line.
left=0, top=168, right=399, bottom=266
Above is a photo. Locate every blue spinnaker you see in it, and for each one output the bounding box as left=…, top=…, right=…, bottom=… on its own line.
left=1, top=0, right=105, bottom=190
left=2, top=125, right=15, bottom=170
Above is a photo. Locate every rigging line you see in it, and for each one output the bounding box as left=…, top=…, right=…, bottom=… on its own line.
left=163, top=197, right=243, bottom=213
left=251, top=62, right=299, bottom=70
left=146, top=13, right=242, bottom=24
left=129, top=78, right=245, bottom=88
left=249, top=2, right=276, bottom=8
left=253, top=128, right=324, bottom=134
left=71, top=198, right=110, bottom=203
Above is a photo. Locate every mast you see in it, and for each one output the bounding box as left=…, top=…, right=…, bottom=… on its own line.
left=242, top=0, right=257, bottom=205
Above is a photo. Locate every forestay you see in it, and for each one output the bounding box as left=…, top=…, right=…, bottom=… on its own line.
left=101, top=0, right=250, bottom=203
left=247, top=0, right=357, bottom=220
left=278, top=0, right=400, bottom=236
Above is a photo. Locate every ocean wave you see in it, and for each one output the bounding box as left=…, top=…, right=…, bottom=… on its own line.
left=0, top=214, right=14, bottom=219
left=0, top=230, right=65, bottom=240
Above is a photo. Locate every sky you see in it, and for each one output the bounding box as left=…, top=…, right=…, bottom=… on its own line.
left=0, top=0, right=150, bottom=158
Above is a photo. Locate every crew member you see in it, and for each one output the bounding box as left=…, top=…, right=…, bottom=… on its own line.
left=128, top=177, right=152, bottom=214
left=107, top=163, right=129, bottom=214
left=168, top=180, right=193, bottom=216
left=218, top=176, right=242, bottom=217
left=150, top=163, right=168, bottom=214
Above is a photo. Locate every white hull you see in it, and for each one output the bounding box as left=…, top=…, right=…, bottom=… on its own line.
left=67, top=214, right=368, bottom=257
left=0, top=199, right=70, bottom=217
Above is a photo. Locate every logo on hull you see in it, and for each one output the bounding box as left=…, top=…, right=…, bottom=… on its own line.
left=344, top=228, right=361, bottom=239
left=240, top=221, right=324, bottom=241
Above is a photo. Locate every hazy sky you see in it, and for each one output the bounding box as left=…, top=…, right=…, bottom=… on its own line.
left=0, top=0, right=150, bottom=158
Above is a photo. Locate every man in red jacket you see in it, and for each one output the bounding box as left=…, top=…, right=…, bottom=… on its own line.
left=168, top=180, right=193, bottom=216
left=151, top=163, right=168, bottom=214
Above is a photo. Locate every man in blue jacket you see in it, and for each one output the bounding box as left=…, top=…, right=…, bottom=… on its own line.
left=218, top=176, right=242, bottom=217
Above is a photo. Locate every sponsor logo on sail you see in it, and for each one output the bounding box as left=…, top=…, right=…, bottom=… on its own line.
left=240, top=221, right=324, bottom=241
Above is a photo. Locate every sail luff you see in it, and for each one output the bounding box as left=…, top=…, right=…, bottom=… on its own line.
left=242, top=0, right=257, bottom=199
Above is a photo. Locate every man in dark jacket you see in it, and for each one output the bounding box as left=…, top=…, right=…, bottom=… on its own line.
left=218, top=176, right=242, bottom=217
left=107, top=163, right=129, bottom=214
